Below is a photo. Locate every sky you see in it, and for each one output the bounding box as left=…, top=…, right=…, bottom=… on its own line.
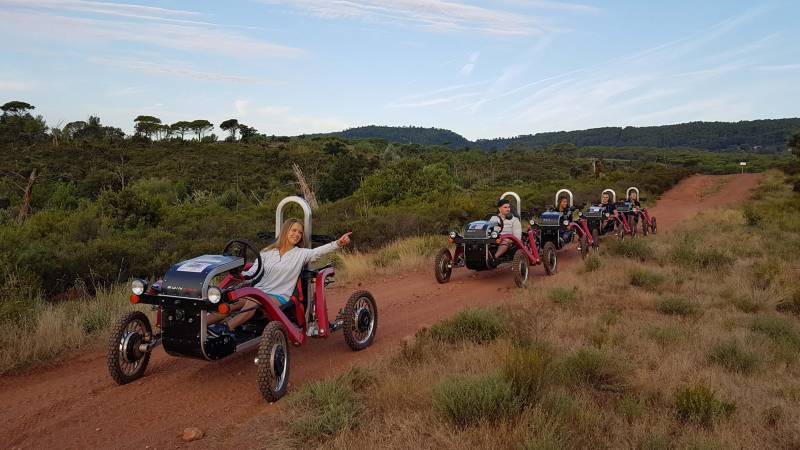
left=0, top=0, right=798, bottom=140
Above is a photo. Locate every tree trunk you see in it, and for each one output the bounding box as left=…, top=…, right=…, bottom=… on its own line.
left=292, top=163, right=319, bottom=210
left=17, top=168, right=38, bottom=222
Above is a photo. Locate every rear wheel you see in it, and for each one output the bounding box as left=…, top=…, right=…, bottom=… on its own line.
left=343, top=291, right=378, bottom=351
left=630, top=217, right=637, bottom=239
left=642, top=220, right=649, bottom=236
left=434, top=248, right=452, bottom=284
left=107, top=311, right=152, bottom=385
left=543, top=242, right=557, bottom=275
left=651, top=217, right=657, bottom=234
left=579, top=234, right=589, bottom=259
left=591, top=228, right=600, bottom=249
left=512, top=251, right=529, bottom=288
left=257, top=322, right=290, bottom=402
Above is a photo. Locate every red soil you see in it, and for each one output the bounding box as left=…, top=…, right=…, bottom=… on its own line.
left=0, top=173, right=762, bottom=449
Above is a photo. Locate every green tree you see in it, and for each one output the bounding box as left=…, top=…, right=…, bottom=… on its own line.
left=1, top=101, right=34, bottom=116
left=170, top=121, right=192, bottom=140
left=190, top=119, right=213, bottom=140
left=220, top=118, right=239, bottom=141
left=237, top=124, right=258, bottom=142
left=789, top=130, right=800, bottom=158
left=134, top=115, right=161, bottom=139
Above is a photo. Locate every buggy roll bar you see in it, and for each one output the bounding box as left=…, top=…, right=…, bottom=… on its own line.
left=500, top=192, right=522, bottom=217
left=626, top=187, right=639, bottom=200
left=601, top=189, right=616, bottom=203
left=275, top=196, right=312, bottom=249
left=555, top=189, right=574, bottom=207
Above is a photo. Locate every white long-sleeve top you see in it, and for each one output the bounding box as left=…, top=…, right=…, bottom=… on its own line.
left=243, top=241, right=339, bottom=298
left=489, top=215, right=522, bottom=240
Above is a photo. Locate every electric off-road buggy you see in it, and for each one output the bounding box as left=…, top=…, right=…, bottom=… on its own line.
left=434, top=192, right=557, bottom=288
left=548, top=189, right=596, bottom=259
left=583, top=188, right=633, bottom=243
left=107, top=196, right=378, bottom=402
left=624, top=187, right=657, bottom=236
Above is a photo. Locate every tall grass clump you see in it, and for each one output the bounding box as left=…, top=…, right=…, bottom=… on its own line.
left=583, top=253, right=602, bottom=272
left=629, top=269, right=666, bottom=291
left=559, top=349, right=626, bottom=392
left=675, top=385, right=736, bottom=427
left=606, top=239, right=654, bottom=261
left=502, top=346, right=553, bottom=402
left=656, top=296, right=697, bottom=317
left=671, top=235, right=734, bottom=271
left=548, top=286, right=579, bottom=306
left=429, top=308, right=505, bottom=344
left=708, top=340, right=759, bottom=374
left=433, top=375, right=519, bottom=427
left=338, top=235, right=442, bottom=281
left=750, top=316, right=800, bottom=357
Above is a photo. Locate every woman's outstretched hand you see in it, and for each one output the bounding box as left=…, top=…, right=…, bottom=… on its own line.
left=337, top=232, right=353, bottom=247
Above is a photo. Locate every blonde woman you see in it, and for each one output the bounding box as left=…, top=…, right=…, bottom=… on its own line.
left=208, top=218, right=351, bottom=336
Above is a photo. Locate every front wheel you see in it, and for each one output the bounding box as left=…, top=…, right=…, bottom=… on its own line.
left=257, top=321, right=290, bottom=402
left=543, top=242, right=557, bottom=276
left=579, top=234, right=589, bottom=259
left=512, top=251, right=529, bottom=288
left=591, top=228, right=600, bottom=249
left=343, top=291, right=378, bottom=351
left=651, top=217, right=657, bottom=234
left=434, top=248, right=453, bottom=284
left=107, top=311, right=153, bottom=385
left=642, top=220, right=649, bottom=236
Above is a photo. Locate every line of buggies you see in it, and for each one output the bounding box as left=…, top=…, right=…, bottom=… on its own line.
left=434, top=186, right=656, bottom=288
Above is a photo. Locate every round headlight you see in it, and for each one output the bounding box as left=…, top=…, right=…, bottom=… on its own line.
left=562, top=220, right=569, bottom=226
left=207, top=287, right=222, bottom=304
left=578, top=211, right=583, bottom=217
left=131, top=279, right=146, bottom=296
left=529, top=219, right=536, bottom=226
left=491, top=231, right=499, bottom=239
left=604, top=212, right=610, bottom=217
left=449, top=231, right=456, bottom=239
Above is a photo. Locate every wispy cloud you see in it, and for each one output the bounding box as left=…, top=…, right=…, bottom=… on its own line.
left=263, top=0, right=593, bottom=36
left=458, top=51, right=480, bottom=76
left=89, top=57, right=275, bottom=84
left=0, top=79, right=35, bottom=91
left=0, top=3, right=303, bottom=59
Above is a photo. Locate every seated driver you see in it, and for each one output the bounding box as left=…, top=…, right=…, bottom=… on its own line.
left=627, top=190, right=642, bottom=228
left=207, top=218, right=351, bottom=337
left=556, top=196, right=574, bottom=245
left=599, top=192, right=618, bottom=233
left=489, top=198, right=522, bottom=261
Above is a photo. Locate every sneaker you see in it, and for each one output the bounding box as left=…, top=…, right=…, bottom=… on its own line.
left=207, top=323, right=233, bottom=338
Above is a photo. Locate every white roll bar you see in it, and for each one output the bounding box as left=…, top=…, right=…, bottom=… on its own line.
left=601, top=189, right=616, bottom=203
left=555, top=189, right=574, bottom=207
left=500, top=191, right=522, bottom=216
left=275, top=196, right=312, bottom=249
left=626, top=186, right=640, bottom=200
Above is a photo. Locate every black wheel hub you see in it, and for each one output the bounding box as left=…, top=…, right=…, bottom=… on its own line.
left=357, top=308, right=371, bottom=332
left=123, top=332, right=144, bottom=363
left=274, top=346, right=285, bottom=379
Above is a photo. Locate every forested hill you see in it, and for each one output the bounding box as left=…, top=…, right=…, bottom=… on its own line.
left=313, top=126, right=472, bottom=148
left=321, top=119, right=800, bottom=152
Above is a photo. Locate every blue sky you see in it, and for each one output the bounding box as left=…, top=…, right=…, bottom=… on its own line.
left=0, top=0, right=797, bottom=140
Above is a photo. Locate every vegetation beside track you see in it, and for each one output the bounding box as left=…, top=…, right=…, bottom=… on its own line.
left=254, top=171, right=800, bottom=449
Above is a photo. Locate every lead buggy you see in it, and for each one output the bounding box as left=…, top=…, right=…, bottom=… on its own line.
left=107, top=196, right=378, bottom=402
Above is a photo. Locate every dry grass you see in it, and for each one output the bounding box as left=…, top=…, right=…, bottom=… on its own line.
left=264, top=172, right=800, bottom=449
left=0, top=285, right=148, bottom=374
left=336, top=235, right=442, bottom=282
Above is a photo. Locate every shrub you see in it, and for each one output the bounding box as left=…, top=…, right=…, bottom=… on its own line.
left=776, top=288, right=800, bottom=315
left=583, top=253, right=602, bottom=272
left=629, top=269, right=666, bottom=291
left=607, top=239, right=654, bottom=261
left=548, top=286, right=579, bottom=306
left=732, top=296, right=762, bottom=314
left=429, top=308, right=505, bottom=344
left=433, top=375, right=519, bottom=427
left=675, top=385, right=736, bottom=427
left=671, top=236, right=734, bottom=271
left=502, top=347, right=552, bottom=402
left=742, top=205, right=762, bottom=226
left=289, top=377, right=358, bottom=440
left=709, top=340, right=759, bottom=374
left=751, top=316, right=800, bottom=356
left=646, top=325, right=683, bottom=346
left=656, top=297, right=696, bottom=317
left=559, top=349, right=626, bottom=392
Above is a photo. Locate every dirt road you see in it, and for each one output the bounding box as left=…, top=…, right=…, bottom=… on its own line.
left=0, top=173, right=762, bottom=449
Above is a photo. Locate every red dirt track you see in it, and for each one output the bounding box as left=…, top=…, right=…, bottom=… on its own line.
left=0, top=174, right=762, bottom=449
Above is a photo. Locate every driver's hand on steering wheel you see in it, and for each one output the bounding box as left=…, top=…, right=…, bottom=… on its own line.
left=337, top=232, right=353, bottom=247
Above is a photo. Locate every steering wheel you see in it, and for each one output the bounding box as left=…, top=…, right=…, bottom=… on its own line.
left=222, top=239, right=264, bottom=281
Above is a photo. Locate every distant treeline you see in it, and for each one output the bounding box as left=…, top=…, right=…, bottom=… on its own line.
left=321, top=119, right=800, bottom=153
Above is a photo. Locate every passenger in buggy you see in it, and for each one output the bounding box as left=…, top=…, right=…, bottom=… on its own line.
left=489, top=198, right=522, bottom=260
left=207, top=218, right=352, bottom=337
left=557, top=196, right=575, bottom=245
left=600, top=192, right=618, bottom=234
left=627, top=189, right=642, bottom=228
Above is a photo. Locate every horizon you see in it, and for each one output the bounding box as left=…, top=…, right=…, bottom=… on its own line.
left=1, top=1, right=798, bottom=140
